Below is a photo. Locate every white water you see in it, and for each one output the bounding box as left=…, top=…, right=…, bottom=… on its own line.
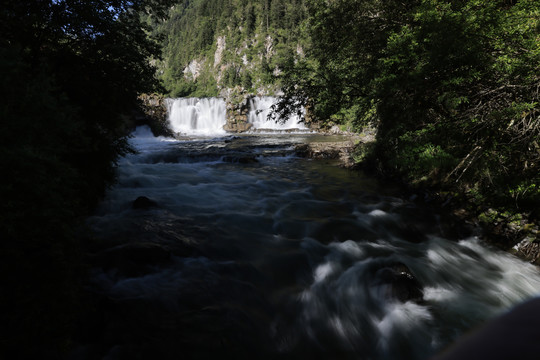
left=248, top=96, right=307, bottom=131
left=82, top=127, right=540, bottom=359
left=166, top=97, right=307, bottom=136
left=166, top=97, right=227, bottom=136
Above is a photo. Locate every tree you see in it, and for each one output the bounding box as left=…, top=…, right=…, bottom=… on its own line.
left=276, top=0, right=413, bottom=127
left=156, top=0, right=308, bottom=96
left=373, top=0, right=540, bottom=209
left=0, top=0, right=173, bottom=357
left=277, top=0, right=539, bottom=213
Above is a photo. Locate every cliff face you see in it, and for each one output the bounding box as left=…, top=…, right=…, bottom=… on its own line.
left=148, top=0, right=307, bottom=98
left=137, top=94, right=174, bottom=137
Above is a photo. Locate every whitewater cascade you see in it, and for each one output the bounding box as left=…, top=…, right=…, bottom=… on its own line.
left=166, top=96, right=307, bottom=135
left=167, top=97, right=227, bottom=136
left=248, top=96, right=307, bottom=131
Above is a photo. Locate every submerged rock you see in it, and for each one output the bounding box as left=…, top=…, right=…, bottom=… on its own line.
left=372, top=262, right=423, bottom=303
left=132, top=196, right=158, bottom=209
left=222, top=155, right=259, bottom=164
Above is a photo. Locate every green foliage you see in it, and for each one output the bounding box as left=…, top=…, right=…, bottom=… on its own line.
left=276, top=0, right=412, bottom=128
left=242, top=71, right=254, bottom=91
left=155, top=0, right=308, bottom=96
left=278, top=0, right=540, bottom=214
left=0, top=0, right=172, bottom=356
left=171, top=78, right=197, bottom=97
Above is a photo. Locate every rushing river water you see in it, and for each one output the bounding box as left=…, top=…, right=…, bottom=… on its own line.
left=80, top=126, right=540, bottom=360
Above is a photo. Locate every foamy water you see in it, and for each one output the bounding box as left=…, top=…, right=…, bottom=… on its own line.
left=81, top=127, right=540, bottom=359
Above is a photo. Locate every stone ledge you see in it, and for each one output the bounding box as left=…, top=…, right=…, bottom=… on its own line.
left=295, top=139, right=358, bottom=168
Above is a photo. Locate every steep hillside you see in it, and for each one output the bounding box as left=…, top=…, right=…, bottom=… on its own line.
left=148, top=0, right=307, bottom=97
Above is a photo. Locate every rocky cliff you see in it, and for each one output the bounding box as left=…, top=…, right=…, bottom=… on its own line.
left=148, top=0, right=307, bottom=98
left=222, top=88, right=253, bottom=133
left=136, top=93, right=174, bottom=137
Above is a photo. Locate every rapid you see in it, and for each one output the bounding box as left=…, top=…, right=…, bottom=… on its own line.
left=77, top=98, right=540, bottom=359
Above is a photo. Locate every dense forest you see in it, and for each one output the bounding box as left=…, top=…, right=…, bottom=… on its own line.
left=275, top=0, right=540, bottom=229
left=147, top=0, right=308, bottom=96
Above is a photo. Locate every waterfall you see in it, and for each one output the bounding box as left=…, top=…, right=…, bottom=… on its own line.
left=248, top=96, right=307, bottom=131
left=166, top=98, right=226, bottom=136
left=165, top=96, right=307, bottom=135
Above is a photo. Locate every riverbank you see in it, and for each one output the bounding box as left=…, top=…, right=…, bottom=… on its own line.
left=294, top=132, right=540, bottom=266
left=135, top=94, right=540, bottom=265
left=430, top=193, right=540, bottom=266
left=294, top=127, right=375, bottom=168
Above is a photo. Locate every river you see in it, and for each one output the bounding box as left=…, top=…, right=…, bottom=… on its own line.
left=77, top=98, right=540, bottom=359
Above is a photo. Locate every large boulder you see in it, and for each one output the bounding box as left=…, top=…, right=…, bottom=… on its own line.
left=294, top=140, right=359, bottom=168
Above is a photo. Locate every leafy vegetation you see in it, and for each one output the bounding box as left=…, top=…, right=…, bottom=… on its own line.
left=277, top=0, right=540, bottom=219
left=148, top=0, right=308, bottom=96
left=0, top=0, right=171, bottom=356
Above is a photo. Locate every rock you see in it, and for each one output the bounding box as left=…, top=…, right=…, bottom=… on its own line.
left=330, top=125, right=342, bottom=134
left=513, top=234, right=540, bottom=265
left=136, top=94, right=174, bottom=137
left=214, top=35, right=226, bottom=67
left=223, top=87, right=254, bottom=133
left=295, top=143, right=340, bottom=159
left=222, top=155, right=258, bottom=164
left=132, top=196, right=158, bottom=209
left=294, top=140, right=361, bottom=168
left=372, top=262, right=423, bottom=303
left=223, top=121, right=253, bottom=133
left=183, top=59, right=203, bottom=81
